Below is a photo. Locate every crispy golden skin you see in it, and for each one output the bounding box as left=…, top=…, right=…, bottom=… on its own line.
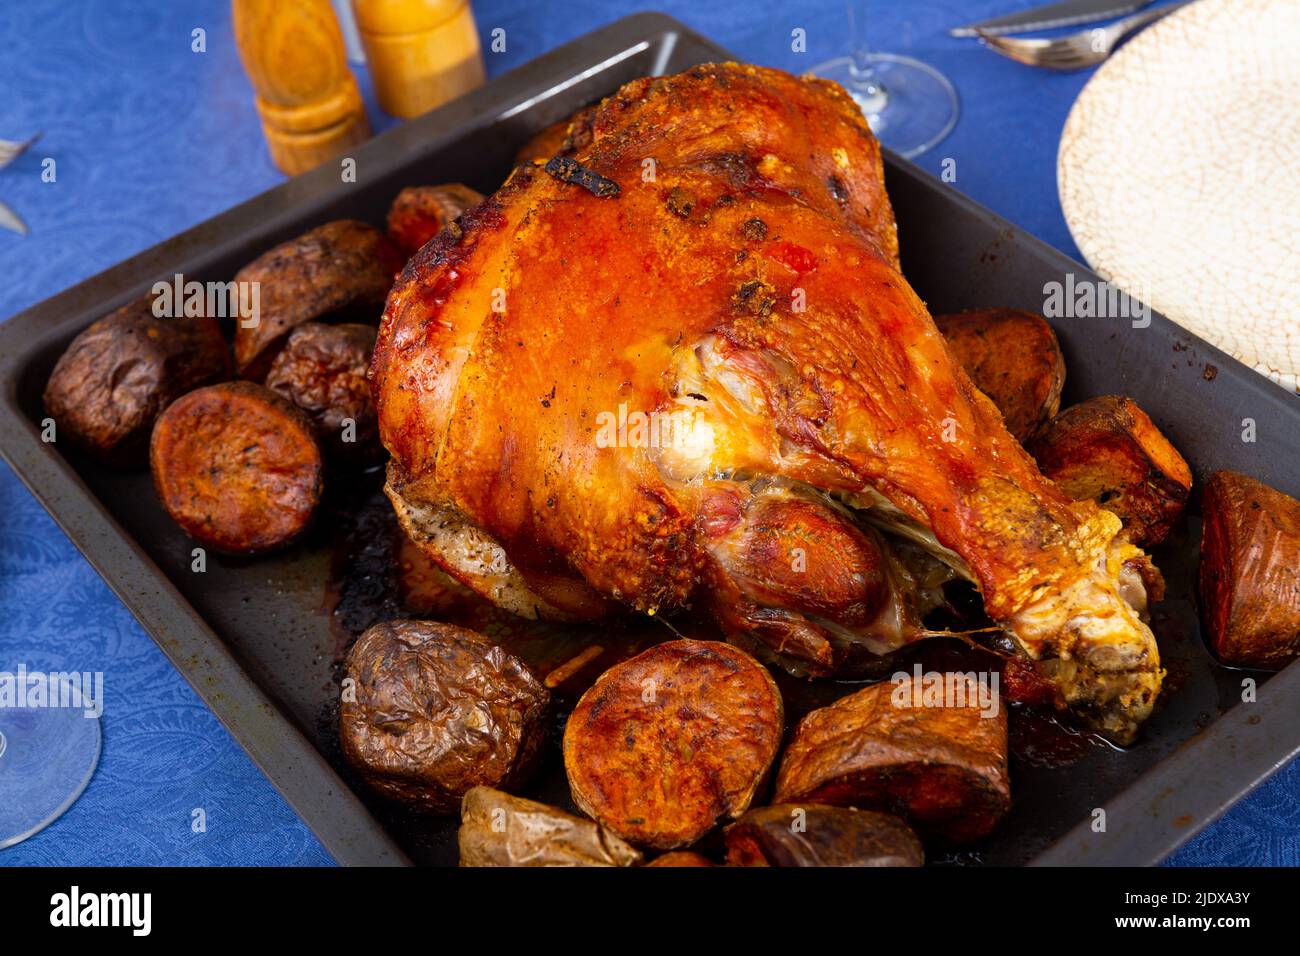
left=1199, top=471, right=1300, bottom=669
left=562, top=639, right=783, bottom=850
left=699, top=480, right=900, bottom=676
left=150, top=382, right=322, bottom=554
left=773, top=676, right=1010, bottom=844
left=372, top=63, right=1162, bottom=742
left=935, top=308, right=1065, bottom=443
left=1031, top=395, right=1191, bottom=547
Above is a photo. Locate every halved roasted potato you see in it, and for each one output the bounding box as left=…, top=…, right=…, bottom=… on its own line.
left=644, top=851, right=715, bottom=867
left=773, top=674, right=1010, bottom=844
left=1199, top=471, right=1300, bottom=669
left=233, top=220, right=402, bottom=379
left=725, top=804, right=923, bottom=867
left=936, top=308, right=1065, bottom=443
left=563, top=639, right=784, bottom=850
left=150, top=382, right=322, bottom=554
left=1030, top=395, right=1191, bottom=546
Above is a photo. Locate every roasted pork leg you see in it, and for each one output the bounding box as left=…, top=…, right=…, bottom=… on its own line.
left=372, top=63, right=1163, bottom=742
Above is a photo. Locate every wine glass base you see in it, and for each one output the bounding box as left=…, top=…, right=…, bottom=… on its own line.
left=0, top=697, right=101, bottom=849
left=810, top=53, right=960, bottom=159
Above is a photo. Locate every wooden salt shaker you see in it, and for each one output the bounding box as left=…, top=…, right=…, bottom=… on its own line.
left=232, top=0, right=372, bottom=175
left=352, top=0, right=486, bottom=118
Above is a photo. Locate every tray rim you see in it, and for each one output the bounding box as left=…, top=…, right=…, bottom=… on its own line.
left=1, top=11, right=1296, bottom=868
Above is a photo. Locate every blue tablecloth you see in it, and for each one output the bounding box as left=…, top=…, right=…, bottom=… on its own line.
left=1, top=0, right=1295, bottom=866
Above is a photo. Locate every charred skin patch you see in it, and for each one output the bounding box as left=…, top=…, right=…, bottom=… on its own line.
left=732, top=279, right=777, bottom=318
left=699, top=151, right=758, bottom=189
left=665, top=187, right=695, bottom=218
left=827, top=174, right=849, bottom=205
left=545, top=156, right=621, bottom=198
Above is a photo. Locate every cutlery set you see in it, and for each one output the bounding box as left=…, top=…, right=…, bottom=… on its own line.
left=954, top=0, right=1194, bottom=69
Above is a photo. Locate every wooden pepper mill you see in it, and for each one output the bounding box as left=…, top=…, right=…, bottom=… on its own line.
left=232, top=0, right=372, bottom=175
left=352, top=0, right=486, bottom=118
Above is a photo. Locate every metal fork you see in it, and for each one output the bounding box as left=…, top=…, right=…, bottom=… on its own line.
left=977, top=0, right=1195, bottom=70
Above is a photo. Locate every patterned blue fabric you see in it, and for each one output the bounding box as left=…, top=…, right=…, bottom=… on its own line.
left=0, top=0, right=1293, bottom=866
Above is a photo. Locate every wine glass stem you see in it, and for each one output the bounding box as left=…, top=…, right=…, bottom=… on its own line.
left=846, top=0, right=888, bottom=113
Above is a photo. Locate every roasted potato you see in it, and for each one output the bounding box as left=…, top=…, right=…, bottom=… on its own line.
left=644, top=851, right=715, bottom=867
left=385, top=184, right=484, bottom=258
left=1030, top=395, right=1192, bottom=546
left=233, top=220, right=402, bottom=379
left=774, top=674, right=1010, bottom=844
left=725, top=804, right=923, bottom=867
left=43, top=294, right=231, bottom=465
left=264, top=321, right=379, bottom=462
left=1199, top=471, right=1300, bottom=669
left=150, top=382, right=323, bottom=553
left=936, top=308, right=1065, bottom=443
left=563, top=639, right=784, bottom=850
left=340, top=621, right=550, bottom=814
left=458, top=786, right=642, bottom=867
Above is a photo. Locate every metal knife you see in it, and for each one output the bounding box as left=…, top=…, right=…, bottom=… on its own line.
left=950, top=0, right=1156, bottom=37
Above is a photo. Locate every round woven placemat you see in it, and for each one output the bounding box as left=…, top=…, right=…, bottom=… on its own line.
left=1059, top=0, right=1300, bottom=392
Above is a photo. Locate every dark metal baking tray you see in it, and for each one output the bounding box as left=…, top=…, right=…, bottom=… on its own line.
left=1, top=13, right=1297, bottom=867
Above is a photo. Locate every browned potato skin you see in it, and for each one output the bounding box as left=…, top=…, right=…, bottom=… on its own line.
left=385, top=184, right=485, bottom=258
left=725, top=804, right=923, bottom=867
left=935, top=308, right=1065, bottom=443
left=150, top=382, right=322, bottom=553
left=43, top=295, right=231, bottom=465
left=644, top=851, right=715, bottom=867
left=458, top=786, right=641, bottom=867
left=773, top=676, right=1010, bottom=844
left=341, top=621, right=550, bottom=814
left=1200, top=471, right=1300, bottom=669
left=563, top=639, right=784, bottom=850
left=233, top=220, right=402, bottom=379
left=265, top=322, right=379, bottom=462
left=1030, top=395, right=1192, bottom=546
